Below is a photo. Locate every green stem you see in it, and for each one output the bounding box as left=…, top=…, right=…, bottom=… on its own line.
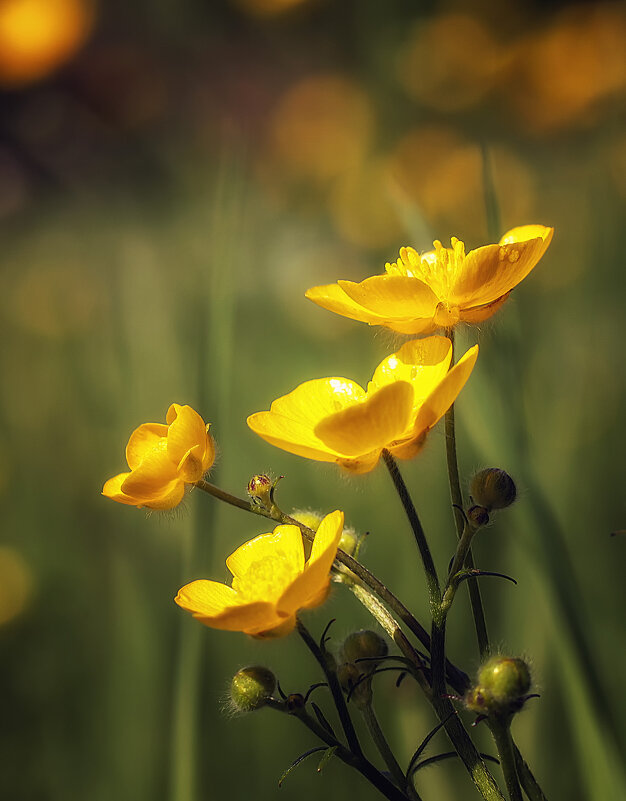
left=360, top=701, right=420, bottom=800
left=381, top=449, right=441, bottom=612
left=280, top=704, right=410, bottom=801
left=443, top=327, right=489, bottom=657
left=194, top=478, right=470, bottom=693
left=296, top=617, right=363, bottom=759
left=489, top=720, right=523, bottom=801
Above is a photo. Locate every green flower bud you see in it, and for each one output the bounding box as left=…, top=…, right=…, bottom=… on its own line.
left=478, top=656, right=531, bottom=702
left=338, top=526, right=360, bottom=556
left=470, top=468, right=517, bottom=511
left=247, top=474, right=273, bottom=506
left=340, top=630, right=388, bottom=664
left=230, top=666, right=276, bottom=712
left=290, top=509, right=324, bottom=532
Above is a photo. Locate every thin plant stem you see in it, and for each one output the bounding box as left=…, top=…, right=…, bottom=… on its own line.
left=276, top=703, right=410, bottom=801
left=296, top=617, right=363, bottom=759
left=489, top=720, right=523, bottom=801
left=360, top=701, right=420, bottom=800
left=381, top=449, right=441, bottom=612
left=443, top=327, right=489, bottom=657
left=194, top=478, right=470, bottom=693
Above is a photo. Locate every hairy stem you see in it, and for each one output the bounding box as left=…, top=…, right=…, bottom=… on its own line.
left=489, top=720, right=523, bottom=801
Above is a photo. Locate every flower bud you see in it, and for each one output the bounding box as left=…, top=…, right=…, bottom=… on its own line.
left=247, top=474, right=273, bottom=507
left=230, top=666, right=276, bottom=712
left=290, top=509, right=324, bottom=532
left=337, top=661, right=362, bottom=693
left=340, top=630, right=388, bottom=664
left=478, top=656, right=531, bottom=702
left=286, top=693, right=305, bottom=712
left=470, top=468, right=517, bottom=511
left=465, top=656, right=531, bottom=718
left=467, top=505, right=491, bottom=527
left=338, top=526, right=360, bottom=556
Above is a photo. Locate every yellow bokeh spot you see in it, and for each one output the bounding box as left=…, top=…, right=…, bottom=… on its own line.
left=0, top=547, right=34, bottom=626
left=398, top=13, right=509, bottom=112
left=269, top=74, right=374, bottom=181
left=509, top=4, right=626, bottom=133
left=0, top=0, right=94, bottom=87
left=388, top=125, right=535, bottom=237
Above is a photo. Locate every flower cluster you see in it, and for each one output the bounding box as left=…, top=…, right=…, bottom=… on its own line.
left=103, top=226, right=552, bottom=641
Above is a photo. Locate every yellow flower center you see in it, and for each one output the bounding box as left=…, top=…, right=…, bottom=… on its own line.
left=233, top=550, right=298, bottom=602
left=393, top=236, right=466, bottom=302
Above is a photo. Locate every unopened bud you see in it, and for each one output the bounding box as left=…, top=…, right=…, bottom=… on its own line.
left=465, top=656, right=531, bottom=718
left=290, top=509, right=324, bottom=532
left=468, top=505, right=490, bottom=527
left=230, top=666, right=276, bottom=712
left=338, top=526, right=360, bottom=556
left=470, top=468, right=517, bottom=511
left=337, top=661, right=361, bottom=693
left=340, top=630, right=388, bottom=664
left=286, top=693, right=305, bottom=712
left=247, top=474, right=273, bottom=507
left=478, top=656, right=531, bottom=702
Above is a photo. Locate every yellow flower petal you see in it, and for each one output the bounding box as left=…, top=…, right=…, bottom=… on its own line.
left=314, top=381, right=414, bottom=456
left=277, top=510, right=343, bottom=614
left=306, top=282, right=393, bottom=325
left=125, top=423, right=168, bottom=469
left=369, top=335, right=452, bottom=404
left=460, top=292, right=511, bottom=323
left=120, top=446, right=178, bottom=497
left=166, top=404, right=213, bottom=468
left=337, top=275, right=440, bottom=319
left=226, top=526, right=305, bottom=586
left=176, top=580, right=281, bottom=633
left=450, top=226, right=553, bottom=308
left=102, top=472, right=134, bottom=504
left=414, top=345, right=479, bottom=434
left=248, top=377, right=369, bottom=461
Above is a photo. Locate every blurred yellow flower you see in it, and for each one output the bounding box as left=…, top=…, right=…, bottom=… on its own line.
left=102, top=404, right=215, bottom=510
left=175, top=510, right=344, bottom=638
left=247, top=336, right=478, bottom=473
left=306, top=225, right=553, bottom=335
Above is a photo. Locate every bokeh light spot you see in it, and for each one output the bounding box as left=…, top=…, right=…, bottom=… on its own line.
left=0, top=547, right=34, bottom=626
left=0, top=0, right=94, bottom=87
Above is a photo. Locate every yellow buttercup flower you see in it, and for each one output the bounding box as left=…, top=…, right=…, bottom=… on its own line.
left=306, top=225, right=553, bottom=335
left=102, top=404, right=215, bottom=510
left=247, top=336, right=478, bottom=473
left=175, top=510, right=344, bottom=638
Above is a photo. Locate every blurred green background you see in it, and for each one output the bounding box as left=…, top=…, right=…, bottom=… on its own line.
left=1, top=1, right=625, bottom=799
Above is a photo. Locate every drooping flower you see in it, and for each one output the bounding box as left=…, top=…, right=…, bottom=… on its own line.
left=306, top=225, right=553, bottom=334
left=175, top=510, right=344, bottom=638
left=102, top=403, right=215, bottom=510
left=247, top=336, right=478, bottom=473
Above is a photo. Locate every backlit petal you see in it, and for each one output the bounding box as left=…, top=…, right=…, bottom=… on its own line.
left=338, top=275, right=439, bottom=319
left=166, top=404, right=211, bottom=465
left=277, top=511, right=343, bottom=614
left=414, top=345, right=479, bottom=434
left=125, top=423, right=169, bottom=469
left=306, top=282, right=393, bottom=324
left=460, top=292, right=510, bottom=323
left=314, top=382, right=414, bottom=456
left=120, top=445, right=178, bottom=498
left=369, top=336, right=452, bottom=407
left=246, top=412, right=343, bottom=462
left=102, top=472, right=134, bottom=504
left=449, top=227, right=553, bottom=308
left=226, top=526, right=305, bottom=583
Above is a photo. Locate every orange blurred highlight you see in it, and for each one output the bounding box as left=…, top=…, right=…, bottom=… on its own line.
left=388, top=126, right=535, bottom=239
left=269, top=74, right=374, bottom=182
left=329, top=158, right=404, bottom=249
left=233, top=0, right=310, bottom=16
left=398, top=14, right=509, bottom=112
left=0, top=547, right=33, bottom=626
left=0, top=0, right=94, bottom=87
left=510, top=4, right=626, bottom=133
